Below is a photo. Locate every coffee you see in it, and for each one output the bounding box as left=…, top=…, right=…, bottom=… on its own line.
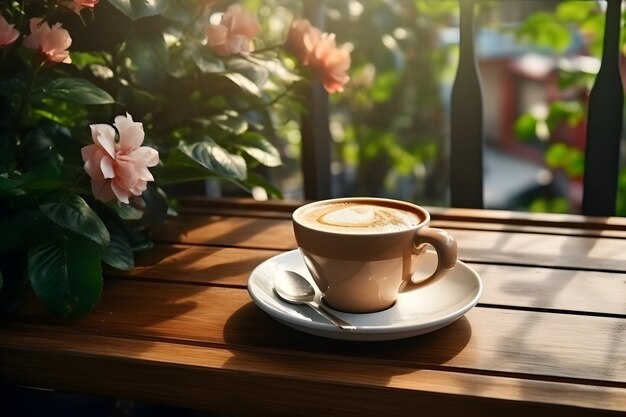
left=297, top=200, right=423, bottom=234
left=293, top=197, right=457, bottom=312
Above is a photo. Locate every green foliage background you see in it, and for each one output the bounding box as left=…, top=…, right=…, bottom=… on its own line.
left=274, top=1, right=625, bottom=215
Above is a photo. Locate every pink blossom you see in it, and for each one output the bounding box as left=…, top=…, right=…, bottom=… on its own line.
left=23, top=18, right=72, bottom=64
left=286, top=19, right=350, bottom=93
left=61, top=0, right=99, bottom=15
left=0, top=13, right=19, bottom=48
left=286, top=19, right=321, bottom=65
left=206, top=4, right=261, bottom=56
left=307, top=33, right=351, bottom=93
left=81, top=113, right=159, bottom=204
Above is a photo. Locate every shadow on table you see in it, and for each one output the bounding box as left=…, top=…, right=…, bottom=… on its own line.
left=223, top=301, right=473, bottom=387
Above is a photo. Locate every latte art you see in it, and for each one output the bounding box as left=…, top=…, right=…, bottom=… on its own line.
left=298, top=201, right=422, bottom=233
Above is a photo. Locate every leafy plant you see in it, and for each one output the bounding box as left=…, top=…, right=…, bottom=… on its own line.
left=0, top=0, right=350, bottom=317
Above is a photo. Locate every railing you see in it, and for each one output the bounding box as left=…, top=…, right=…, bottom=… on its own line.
left=300, top=0, right=624, bottom=216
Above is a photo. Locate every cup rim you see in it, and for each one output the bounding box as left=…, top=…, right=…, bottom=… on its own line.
left=292, top=197, right=430, bottom=236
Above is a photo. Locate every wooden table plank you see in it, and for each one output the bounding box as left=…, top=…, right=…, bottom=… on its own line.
left=177, top=197, right=626, bottom=232
left=106, top=244, right=282, bottom=286
left=177, top=197, right=626, bottom=227
left=432, top=219, right=626, bottom=238
left=152, top=213, right=626, bottom=272
left=1, top=327, right=624, bottom=416
left=107, top=243, right=626, bottom=316
left=151, top=215, right=297, bottom=250
left=453, top=229, right=626, bottom=272
left=472, top=263, right=626, bottom=316
left=10, top=283, right=626, bottom=385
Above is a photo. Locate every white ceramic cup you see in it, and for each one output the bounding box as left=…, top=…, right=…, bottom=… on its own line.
left=292, top=197, right=457, bottom=313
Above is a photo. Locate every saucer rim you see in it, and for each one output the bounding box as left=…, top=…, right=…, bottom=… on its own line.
left=247, top=249, right=482, bottom=340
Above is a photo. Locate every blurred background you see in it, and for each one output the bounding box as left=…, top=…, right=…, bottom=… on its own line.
left=226, top=0, right=626, bottom=215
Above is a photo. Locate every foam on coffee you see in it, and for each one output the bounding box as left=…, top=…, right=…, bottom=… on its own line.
left=297, top=201, right=423, bottom=233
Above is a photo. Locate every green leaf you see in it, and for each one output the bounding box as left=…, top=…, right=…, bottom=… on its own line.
left=211, top=112, right=248, bottom=135
left=108, top=0, right=170, bottom=20
left=244, top=172, right=283, bottom=199
left=514, top=113, right=538, bottom=141
left=371, top=70, right=400, bottom=102
left=516, top=12, right=573, bottom=53
left=101, top=227, right=134, bottom=271
left=0, top=167, right=69, bottom=197
left=0, top=175, right=25, bottom=197
left=125, top=28, right=169, bottom=88
left=563, top=147, right=584, bottom=177
left=555, top=2, right=596, bottom=22
left=160, top=140, right=247, bottom=183
left=28, top=232, right=103, bottom=318
left=529, top=197, right=570, bottom=214
left=223, top=73, right=262, bottom=97
left=193, top=53, right=226, bottom=74
left=582, top=14, right=606, bottom=58
left=125, top=226, right=154, bottom=252
left=228, top=59, right=270, bottom=87
left=39, top=194, right=110, bottom=246
left=220, top=57, right=271, bottom=97
left=545, top=142, right=569, bottom=169
left=185, top=140, right=247, bottom=179
left=0, top=211, right=47, bottom=252
left=233, top=132, right=282, bottom=167
left=39, top=78, right=114, bottom=105
left=70, top=52, right=109, bottom=70
left=545, top=142, right=584, bottom=177
left=138, top=184, right=169, bottom=227
left=0, top=78, right=27, bottom=100
left=547, top=101, right=584, bottom=128
left=20, top=126, right=64, bottom=168
left=109, top=202, right=144, bottom=220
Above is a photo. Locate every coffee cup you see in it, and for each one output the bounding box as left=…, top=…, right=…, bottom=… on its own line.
left=292, top=197, right=457, bottom=313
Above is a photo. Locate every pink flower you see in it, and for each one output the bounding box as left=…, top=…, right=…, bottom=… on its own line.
left=286, top=19, right=321, bottom=65
left=307, top=33, right=351, bottom=93
left=206, top=4, right=261, bottom=56
left=23, top=18, right=72, bottom=64
left=61, top=0, right=99, bottom=15
left=81, top=113, right=159, bottom=204
left=0, top=13, right=19, bottom=48
left=286, top=19, right=350, bottom=93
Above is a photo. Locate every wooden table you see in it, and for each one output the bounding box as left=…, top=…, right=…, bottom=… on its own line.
left=1, top=198, right=625, bottom=416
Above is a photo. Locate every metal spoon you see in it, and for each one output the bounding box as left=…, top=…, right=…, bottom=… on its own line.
left=274, top=270, right=356, bottom=331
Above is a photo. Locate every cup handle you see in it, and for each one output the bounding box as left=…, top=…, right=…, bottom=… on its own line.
left=400, top=227, right=458, bottom=292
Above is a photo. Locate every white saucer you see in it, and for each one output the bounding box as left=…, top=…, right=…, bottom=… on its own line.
left=247, top=249, right=483, bottom=341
